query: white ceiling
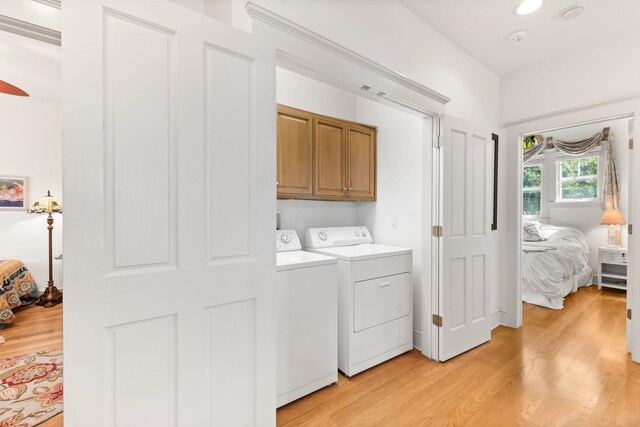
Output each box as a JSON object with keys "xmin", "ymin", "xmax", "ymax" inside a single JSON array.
[
  {"xmin": 0, "ymin": 29, "xmax": 61, "ymax": 103},
  {"xmin": 399, "ymin": 0, "xmax": 640, "ymax": 76}
]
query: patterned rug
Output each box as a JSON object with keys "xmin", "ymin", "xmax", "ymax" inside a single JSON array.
[{"xmin": 0, "ymin": 351, "xmax": 62, "ymax": 427}]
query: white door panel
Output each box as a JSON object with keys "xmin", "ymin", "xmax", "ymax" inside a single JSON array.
[
  {"xmin": 63, "ymin": 1, "xmax": 276, "ymax": 425},
  {"xmin": 438, "ymin": 116, "xmax": 492, "ymax": 361}
]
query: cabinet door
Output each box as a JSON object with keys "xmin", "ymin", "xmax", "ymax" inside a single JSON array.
[
  {"xmin": 314, "ymin": 117, "xmax": 347, "ymax": 199},
  {"xmin": 347, "ymin": 124, "xmax": 376, "ymax": 200},
  {"xmin": 277, "ymin": 106, "xmax": 313, "ymax": 198}
]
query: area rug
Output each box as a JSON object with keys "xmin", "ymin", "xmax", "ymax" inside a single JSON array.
[{"xmin": 0, "ymin": 351, "xmax": 62, "ymax": 427}]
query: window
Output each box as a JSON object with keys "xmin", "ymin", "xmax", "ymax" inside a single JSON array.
[
  {"xmin": 557, "ymin": 156, "xmax": 599, "ymax": 201},
  {"xmin": 523, "ymin": 164, "xmax": 542, "ymax": 216}
]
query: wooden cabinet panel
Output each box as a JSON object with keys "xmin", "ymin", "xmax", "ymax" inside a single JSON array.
[
  {"xmin": 276, "ymin": 104, "xmax": 376, "ymax": 202},
  {"xmin": 314, "ymin": 117, "xmax": 347, "ymax": 199},
  {"xmin": 347, "ymin": 124, "xmax": 376, "ymax": 201},
  {"xmin": 277, "ymin": 106, "xmax": 313, "ymax": 198}
]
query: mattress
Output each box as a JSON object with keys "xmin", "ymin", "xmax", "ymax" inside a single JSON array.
[
  {"xmin": 0, "ymin": 260, "xmax": 39, "ymax": 327},
  {"xmin": 522, "ymin": 225, "xmax": 593, "ymax": 309}
]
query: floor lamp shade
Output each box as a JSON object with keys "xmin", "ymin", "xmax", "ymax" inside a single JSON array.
[
  {"xmin": 28, "ymin": 191, "xmax": 63, "ymax": 307},
  {"xmin": 600, "ymin": 210, "xmax": 626, "ymax": 247},
  {"xmin": 28, "ymin": 190, "xmax": 62, "ymax": 214}
]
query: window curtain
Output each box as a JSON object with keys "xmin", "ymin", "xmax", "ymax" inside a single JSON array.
[
  {"xmin": 522, "ymin": 127, "xmax": 619, "ymax": 209},
  {"xmin": 603, "ymin": 133, "xmax": 619, "ymax": 210}
]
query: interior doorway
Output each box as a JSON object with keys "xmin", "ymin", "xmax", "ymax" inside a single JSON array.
[
  {"xmin": 0, "ymin": 23, "xmax": 64, "ymax": 427},
  {"xmin": 515, "ymin": 114, "xmax": 633, "ymax": 354}
]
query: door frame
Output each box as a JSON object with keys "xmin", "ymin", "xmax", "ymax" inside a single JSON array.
[{"xmin": 504, "ymin": 99, "xmax": 640, "ymax": 362}]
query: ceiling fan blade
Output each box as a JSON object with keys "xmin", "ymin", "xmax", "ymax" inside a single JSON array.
[{"xmin": 0, "ymin": 80, "xmax": 29, "ymax": 96}]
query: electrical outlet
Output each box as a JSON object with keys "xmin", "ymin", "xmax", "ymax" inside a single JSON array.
[{"xmin": 391, "ymin": 216, "xmax": 398, "ymax": 228}]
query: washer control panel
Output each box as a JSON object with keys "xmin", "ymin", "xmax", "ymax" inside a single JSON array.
[
  {"xmin": 305, "ymin": 226, "xmax": 372, "ymax": 249},
  {"xmin": 276, "ymin": 229, "xmax": 302, "ymax": 252}
]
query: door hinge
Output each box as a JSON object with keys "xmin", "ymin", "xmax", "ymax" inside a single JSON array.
[
  {"xmin": 432, "ymin": 225, "xmax": 443, "ymax": 238},
  {"xmin": 628, "ymin": 308, "xmax": 632, "ymax": 320},
  {"xmin": 433, "ymin": 116, "xmax": 442, "ymax": 148},
  {"xmin": 629, "ymin": 224, "xmax": 633, "ymax": 235},
  {"xmin": 433, "ymin": 314, "xmax": 443, "ymax": 327},
  {"xmin": 630, "ymin": 138, "xmax": 634, "ymax": 150}
]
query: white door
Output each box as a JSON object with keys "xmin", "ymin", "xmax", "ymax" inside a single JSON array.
[
  {"xmin": 437, "ymin": 116, "xmax": 493, "ymax": 361},
  {"xmin": 62, "ymin": 1, "xmax": 276, "ymax": 425}
]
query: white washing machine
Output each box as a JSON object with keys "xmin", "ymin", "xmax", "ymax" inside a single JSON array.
[
  {"xmin": 305, "ymin": 226, "xmax": 413, "ymax": 377},
  {"xmin": 275, "ymin": 229, "xmax": 338, "ymax": 407}
]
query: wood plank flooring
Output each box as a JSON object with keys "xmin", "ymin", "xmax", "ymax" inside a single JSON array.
[
  {"xmin": 0, "ymin": 303, "xmax": 63, "ymax": 427},
  {"xmin": 278, "ymin": 286, "xmax": 640, "ymax": 426},
  {"xmin": 0, "ymin": 287, "xmax": 637, "ymax": 426}
]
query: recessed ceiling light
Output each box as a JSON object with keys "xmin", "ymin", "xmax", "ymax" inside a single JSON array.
[
  {"xmin": 562, "ymin": 5, "xmax": 585, "ymax": 20},
  {"xmin": 515, "ymin": 0, "xmax": 544, "ymax": 16},
  {"xmin": 508, "ymin": 30, "xmax": 527, "ymax": 43}
]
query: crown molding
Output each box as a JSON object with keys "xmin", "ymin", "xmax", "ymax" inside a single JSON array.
[
  {"xmin": 245, "ymin": 1, "xmax": 450, "ymax": 105},
  {"xmin": 0, "ymin": 14, "xmax": 61, "ymax": 45},
  {"xmin": 32, "ymin": 0, "xmax": 61, "ymax": 9}
]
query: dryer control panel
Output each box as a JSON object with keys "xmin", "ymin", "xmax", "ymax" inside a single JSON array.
[
  {"xmin": 305, "ymin": 226, "xmax": 373, "ymax": 249},
  {"xmin": 276, "ymin": 229, "xmax": 302, "ymax": 252}
]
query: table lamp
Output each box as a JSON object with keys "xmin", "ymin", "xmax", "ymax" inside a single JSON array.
[
  {"xmin": 28, "ymin": 190, "xmax": 63, "ymax": 307},
  {"xmin": 600, "ymin": 209, "xmax": 625, "ymax": 248}
]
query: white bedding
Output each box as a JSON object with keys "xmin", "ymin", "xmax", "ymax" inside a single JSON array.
[{"xmin": 522, "ymin": 225, "xmax": 593, "ymax": 309}]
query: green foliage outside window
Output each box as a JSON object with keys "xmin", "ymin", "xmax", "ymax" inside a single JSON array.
[
  {"xmin": 523, "ymin": 165, "xmax": 542, "ymax": 216},
  {"xmin": 558, "ymin": 156, "xmax": 598, "ymax": 200}
]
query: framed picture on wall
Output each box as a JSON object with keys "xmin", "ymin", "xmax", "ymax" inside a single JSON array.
[{"xmin": 0, "ymin": 176, "xmax": 28, "ymax": 210}]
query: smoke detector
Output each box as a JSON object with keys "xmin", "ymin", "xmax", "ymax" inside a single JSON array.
[
  {"xmin": 508, "ymin": 30, "xmax": 527, "ymax": 43},
  {"xmin": 562, "ymin": 5, "xmax": 585, "ymax": 20}
]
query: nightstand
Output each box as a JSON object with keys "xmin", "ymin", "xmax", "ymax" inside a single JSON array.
[{"xmin": 598, "ymin": 247, "xmax": 628, "ymax": 291}]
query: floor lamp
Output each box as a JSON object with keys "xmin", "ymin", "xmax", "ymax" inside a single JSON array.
[{"xmin": 28, "ymin": 191, "xmax": 63, "ymax": 307}]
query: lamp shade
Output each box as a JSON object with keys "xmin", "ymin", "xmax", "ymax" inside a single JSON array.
[
  {"xmin": 28, "ymin": 191, "xmax": 62, "ymax": 214},
  {"xmin": 600, "ymin": 210, "xmax": 625, "ymax": 225}
]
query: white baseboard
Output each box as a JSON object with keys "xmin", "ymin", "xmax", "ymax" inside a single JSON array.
[
  {"xmin": 413, "ymin": 330, "xmax": 422, "ymax": 352},
  {"xmin": 491, "ymin": 310, "xmax": 505, "ymax": 330}
]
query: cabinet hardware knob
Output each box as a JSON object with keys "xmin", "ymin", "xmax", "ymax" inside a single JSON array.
[
  {"xmin": 342, "ymin": 187, "xmax": 347, "ymax": 192},
  {"xmin": 276, "ymin": 182, "xmax": 280, "ymax": 187},
  {"xmin": 348, "ymin": 187, "xmax": 352, "ymax": 192}
]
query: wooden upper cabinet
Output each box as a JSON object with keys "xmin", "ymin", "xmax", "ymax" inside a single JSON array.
[
  {"xmin": 276, "ymin": 104, "xmax": 376, "ymax": 201},
  {"xmin": 346, "ymin": 124, "xmax": 376, "ymax": 201},
  {"xmin": 314, "ymin": 117, "xmax": 347, "ymax": 199},
  {"xmin": 277, "ymin": 105, "xmax": 313, "ymax": 198}
]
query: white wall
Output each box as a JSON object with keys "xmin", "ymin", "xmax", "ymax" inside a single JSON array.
[
  {"xmin": 525, "ymin": 119, "xmax": 630, "ymax": 275},
  {"xmin": 0, "ymin": 96, "xmax": 62, "ymax": 288},
  {"xmin": 501, "ymin": 33, "xmax": 640, "ymax": 125}
]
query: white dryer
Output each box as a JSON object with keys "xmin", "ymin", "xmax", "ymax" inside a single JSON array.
[
  {"xmin": 305, "ymin": 226, "xmax": 413, "ymax": 377},
  {"xmin": 275, "ymin": 229, "xmax": 338, "ymax": 407}
]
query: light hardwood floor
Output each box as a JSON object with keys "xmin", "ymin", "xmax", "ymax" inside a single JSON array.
[
  {"xmin": 1, "ymin": 287, "xmax": 637, "ymax": 426},
  {"xmin": 0, "ymin": 303, "xmax": 63, "ymax": 427},
  {"xmin": 278, "ymin": 286, "xmax": 640, "ymax": 426}
]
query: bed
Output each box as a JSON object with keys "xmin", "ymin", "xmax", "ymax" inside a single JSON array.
[
  {"xmin": 522, "ymin": 224, "xmax": 593, "ymax": 309},
  {"xmin": 0, "ymin": 260, "xmax": 39, "ymax": 327}
]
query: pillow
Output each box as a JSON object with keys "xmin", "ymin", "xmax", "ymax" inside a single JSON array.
[{"xmin": 523, "ymin": 222, "xmax": 547, "ymax": 242}]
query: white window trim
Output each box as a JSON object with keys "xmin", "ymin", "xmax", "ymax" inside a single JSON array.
[{"xmin": 549, "ymin": 148, "xmax": 604, "ymax": 207}]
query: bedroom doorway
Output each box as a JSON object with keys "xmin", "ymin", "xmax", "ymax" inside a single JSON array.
[
  {"xmin": 0, "ymin": 14, "xmax": 64, "ymax": 427},
  {"xmin": 517, "ymin": 114, "xmax": 633, "ymax": 353}
]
